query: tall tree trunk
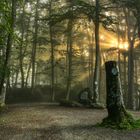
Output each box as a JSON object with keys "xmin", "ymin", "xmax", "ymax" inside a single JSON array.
[
  {"xmin": 90, "ymin": 34, "xmax": 94, "ymax": 99},
  {"xmin": 105, "ymin": 61, "xmax": 125, "ymax": 120},
  {"xmin": 0, "ymin": 0, "xmax": 16, "ymax": 105},
  {"xmin": 134, "ymin": 60, "xmax": 138, "ymax": 110},
  {"xmin": 25, "ymin": 62, "xmax": 31, "ymax": 87},
  {"xmin": 66, "ymin": 19, "xmax": 73, "ymax": 100},
  {"xmin": 14, "ymin": 69, "xmax": 19, "ymax": 88},
  {"xmin": 127, "ymin": 25, "xmax": 137, "ymax": 110},
  {"xmin": 19, "ymin": 4, "xmax": 25, "ymax": 88},
  {"xmin": 6, "ymin": 73, "xmax": 11, "ymax": 89},
  {"xmin": 19, "ymin": 6, "xmax": 31, "ymax": 88},
  {"xmin": 49, "ymin": 0, "xmax": 55, "ymax": 102},
  {"xmin": 127, "ymin": 40, "xmax": 134, "ymax": 109},
  {"xmin": 124, "ymin": 9, "xmax": 137, "ymax": 109},
  {"xmin": 19, "ymin": 51, "xmax": 25, "ymax": 88},
  {"xmin": 87, "ymin": 28, "xmax": 94, "ymax": 99},
  {"xmin": 31, "ymin": 0, "xmax": 39, "ymax": 90},
  {"xmin": 123, "ymin": 54, "xmax": 127, "ymax": 106},
  {"xmin": 24, "ymin": 17, "xmax": 31, "ymax": 87},
  {"xmin": 65, "ymin": 0, "xmax": 74, "ymax": 100},
  {"xmin": 93, "ymin": 0, "xmax": 100, "ymax": 103},
  {"xmin": 139, "ymin": 88, "xmax": 140, "ymax": 110}
]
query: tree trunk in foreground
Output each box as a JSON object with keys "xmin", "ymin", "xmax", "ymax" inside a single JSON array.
[
  {"xmin": 0, "ymin": 0, "xmax": 16, "ymax": 104},
  {"xmin": 104, "ymin": 61, "xmax": 132, "ymax": 123}
]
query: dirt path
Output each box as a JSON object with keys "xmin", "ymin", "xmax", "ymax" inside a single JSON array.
[{"xmin": 0, "ymin": 103, "xmax": 140, "ymax": 140}]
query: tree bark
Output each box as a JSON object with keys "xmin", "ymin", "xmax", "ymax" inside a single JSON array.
[
  {"xmin": 66, "ymin": 19, "xmax": 73, "ymax": 100},
  {"xmin": 19, "ymin": 2, "xmax": 31, "ymax": 88},
  {"xmin": 123, "ymin": 54, "xmax": 127, "ymax": 106},
  {"xmin": 104, "ymin": 61, "xmax": 131, "ymax": 123},
  {"xmin": 14, "ymin": 69, "xmax": 19, "ymax": 87},
  {"xmin": 134, "ymin": 60, "xmax": 138, "ymax": 110},
  {"xmin": 102, "ymin": 61, "xmax": 134, "ymax": 129},
  {"xmin": 31, "ymin": 0, "xmax": 39, "ymax": 90},
  {"xmin": 49, "ymin": 0, "xmax": 55, "ymax": 102},
  {"xmin": 127, "ymin": 41, "xmax": 134, "ymax": 109},
  {"xmin": 19, "ymin": 3, "xmax": 26, "ymax": 88},
  {"xmin": 0, "ymin": 0, "xmax": 16, "ymax": 100},
  {"xmin": 93, "ymin": 0, "xmax": 100, "ymax": 103},
  {"xmin": 65, "ymin": 0, "xmax": 74, "ymax": 101},
  {"xmin": 25, "ymin": 62, "xmax": 31, "ymax": 87},
  {"xmin": 124, "ymin": 8, "xmax": 137, "ymax": 110},
  {"xmin": 87, "ymin": 30, "xmax": 94, "ymax": 99},
  {"xmin": 139, "ymin": 92, "xmax": 140, "ymax": 110}
]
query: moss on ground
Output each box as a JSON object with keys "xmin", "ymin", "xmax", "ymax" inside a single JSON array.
[
  {"xmin": 89, "ymin": 102, "xmax": 105, "ymax": 109},
  {"xmin": 98, "ymin": 112, "xmax": 140, "ymax": 130},
  {"xmin": 59, "ymin": 99, "xmax": 83, "ymax": 107}
]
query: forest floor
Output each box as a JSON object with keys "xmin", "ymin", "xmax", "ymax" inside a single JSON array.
[{"xmin": 0, "ymin": 103, "xmax": 140, "ymax": 140}]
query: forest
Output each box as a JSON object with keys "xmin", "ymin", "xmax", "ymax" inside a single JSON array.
[{"xmin": 0, "ymin": 0, "xmax": 140, "ymax": 139}]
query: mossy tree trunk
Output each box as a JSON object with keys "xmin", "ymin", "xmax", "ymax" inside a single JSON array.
[{"xmin": 104, "ymin": 61, "xmax": 133, "ymax": 124}]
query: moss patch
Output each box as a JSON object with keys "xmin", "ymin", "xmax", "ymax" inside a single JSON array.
[
  {"xmin": 89, "ymin": 102, "xmax": 105, "ymax": 109},
  {"xmin": 98, "ymin": 112, "xmax": 140, "ymax": 130},
  {"xmin": 59, "ymin": 99, "xmax": 83, "ymax": 107}
]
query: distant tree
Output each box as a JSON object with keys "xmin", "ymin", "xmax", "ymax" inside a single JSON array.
[
  {"xmin": 19, "ymin": 0, "xmax": 26, "ymax": 88},
  {"xmin": 48, "ymin": 0, "xmax": 116, "ymax": 102},
  {"xmin": 111, "ymin": 0, "xmax": 139, "ymax": 109},
  {"xmin": 93, "ymin": 0, "xmax": 100, "ymax": 104},
  {"xmin": 66, "ymin": 19, "xmax": 73, "ymax": 100},
  {"xmin": 31, "ymin": 0, "xmax": 39, "ymax": 90},
  {"xmin": 48, "ymin": 0, "xmax": 55, "ymax": 102}
]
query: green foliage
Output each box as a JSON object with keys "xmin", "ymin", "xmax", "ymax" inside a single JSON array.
[
  {"xmin": 0, "ymin": 0, "xmax": 13, "ymax": 78},
  {"xmin": 112, "ymin": 0, "xmax": 140, "ymax": 9},
  {"xmin": 47, "ymin": 0, "xmax": 117, "ymax": 33},
  {"xmin": 47, "ymin": 0, "xmax": 95, "ymax": 26},
  {"xmin": 131, "ymin": 119, "xmax": 140, "ymax": 129},
  {"xmin": 0, "ymin": 65, "xmax": 10, "ymax": 79}
]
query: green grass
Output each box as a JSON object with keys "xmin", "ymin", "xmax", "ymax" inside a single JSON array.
[{"xmin": 131, "ymin": 119, "xmax": 140, "ymax": 129}]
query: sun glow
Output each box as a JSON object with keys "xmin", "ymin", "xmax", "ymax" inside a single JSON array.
[
  {"xmin": 119, "ymin": 42, "xmax": 129, "ymax": 50},
  {"xmin": 110, "ymin": 39, "xmax": 118, "ymax": 47},
  {"xmin": 83, "ymin": 50, "xmax": 89, "ymax": 57},
  {"xmin": 81, "ymin": 25, "xmax": 136, "ymax": 56}
]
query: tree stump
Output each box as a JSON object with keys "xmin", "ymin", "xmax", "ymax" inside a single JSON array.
[
  {"xmin": 102, "ymin": 61, "xmax": 134, "ymax": 127},
  {"xmin": 78, "ymin": 88, "xmax": 91, "ymax": 105}
]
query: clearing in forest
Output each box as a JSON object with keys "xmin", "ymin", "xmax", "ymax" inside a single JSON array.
[{"xmin": 0, "ymin": 103, "xmax": 140, "ymax": 140}]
